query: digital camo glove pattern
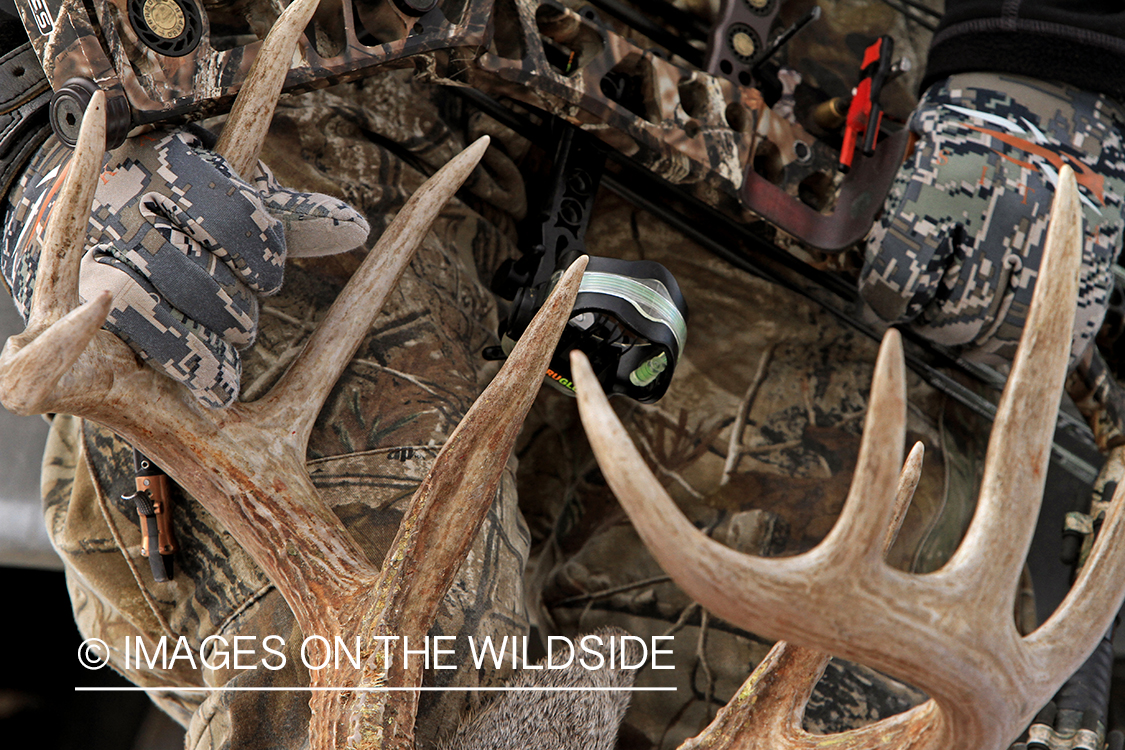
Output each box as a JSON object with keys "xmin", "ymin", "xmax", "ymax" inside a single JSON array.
[
  {"xmin": 860, "ymin": 72, "xmax": 1125, "ymax": 368},
  {"xmin": 1, "ymin": 127, "xmax": 369, "ymax": 407}
]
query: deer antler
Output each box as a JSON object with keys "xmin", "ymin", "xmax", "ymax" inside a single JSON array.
[
  {"xmin": 677, "ymin": 443, "xmax": 930, "ymax": 750},
  {"xmin": 214, "ymin": 0, "xmax": 322, "ymax": 176},
  {"xmin": 0, "ymin": 6, "xmax": 589, "ymax": 748},
  {"xmin": 572, "ymin": 165, "xmax": 1125, "ymax": 750}
]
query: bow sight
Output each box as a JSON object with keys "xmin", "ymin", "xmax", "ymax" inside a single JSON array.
[{"xmin": 490, "ymin": 123, "xmax": 687, "ymax": 403}]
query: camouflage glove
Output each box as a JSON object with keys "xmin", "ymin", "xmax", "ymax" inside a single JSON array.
[
  {"xmin": 1, "ymin": 127, "xmax": 369, "ymax": 407},
  {"xmin": 859, "ymin": 72, "xmax": 1125, "ymax": 368}
]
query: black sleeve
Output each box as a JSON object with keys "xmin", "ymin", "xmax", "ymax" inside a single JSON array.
[{"xmin": 925, "ymin": 1, "xmax": 1125, "ymax": 103}]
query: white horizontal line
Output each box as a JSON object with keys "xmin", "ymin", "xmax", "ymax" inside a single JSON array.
[{"xmin": 75, "ymin": 686, "xmax": 677, "ymax": 693}]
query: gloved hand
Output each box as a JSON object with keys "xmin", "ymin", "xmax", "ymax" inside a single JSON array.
[
  {"xmin": 859, "ymin": 72, "xmax": 1125, "ymax": 368},
  {"xmin": 1, "ymin": 126, "xmax": 369, "ymax": 407}
]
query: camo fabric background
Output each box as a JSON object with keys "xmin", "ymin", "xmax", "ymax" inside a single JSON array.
[
  {"xmin": 860, "ymin": 72, "xmax": 1125, "ymax": 367},
  {"xmin": 37, "ymin": 71, "xmax": 534, "ymax": 750}
]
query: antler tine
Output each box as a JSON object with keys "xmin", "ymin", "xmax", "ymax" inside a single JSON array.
[
  {"xmin": 361, "ymin": 257, "xmax": 588, "ymax": 747},
  {"xmin": 249, "ymin": 136, "xmax": 493, "ymax": 451},
  {"xmin": 380, "ymin": 255, "xmax": 589, "ymax": 633},
  {"xmin": 28, "ymin": 91, "xmax": 106, "ymax": 325},
  {"xmin": 816, "ymin": 330, "xmax": 906, "ymax": 568},
  {"xmin": 886, "ymin": 441, "xmax": 924, "ymax": 553},
  {"xmin": 681, "ymin": 643, "xmax": 941, "ymax": 750},
  {"xmin": 0, "ymin": 292, "xmax": 111, "ymax": 415},
  {"xmin": 572, "ymin": 326, "xmax": 906, "ymax": 638},
  {"xmin": 677, "ymin": 642, "xmax": 831, "ymax": 749},
  {"xmin": 942, "ymin": 165, "xmax": 1082, "ymax": 616},
  {"xmin": 572, "ymin": 349, "xmax": 797, "ymax": 627},
  {"xmin": 0, "ymin": 92, "xmax": 109, "ymax": 415},
  {"xmin": 678, "ymin": 443, "xmax": 927, "ymax": 750},
  {"xmin": 214, "ymin": 0, "xmax": 320, "ymax": 177}
]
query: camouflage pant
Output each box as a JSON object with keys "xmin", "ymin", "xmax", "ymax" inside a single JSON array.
[{"xmin": 860, "ymin": 72, "xmax": 1125, "ymax": 367}]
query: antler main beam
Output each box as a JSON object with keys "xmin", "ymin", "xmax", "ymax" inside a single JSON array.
[
  {"xmin": 0, "ymin": 88, "xmax": 496, "ymax": 637},
  {"xmin": 573, "ymin": 166, "xmax": 1125, "ymax": 750}
]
